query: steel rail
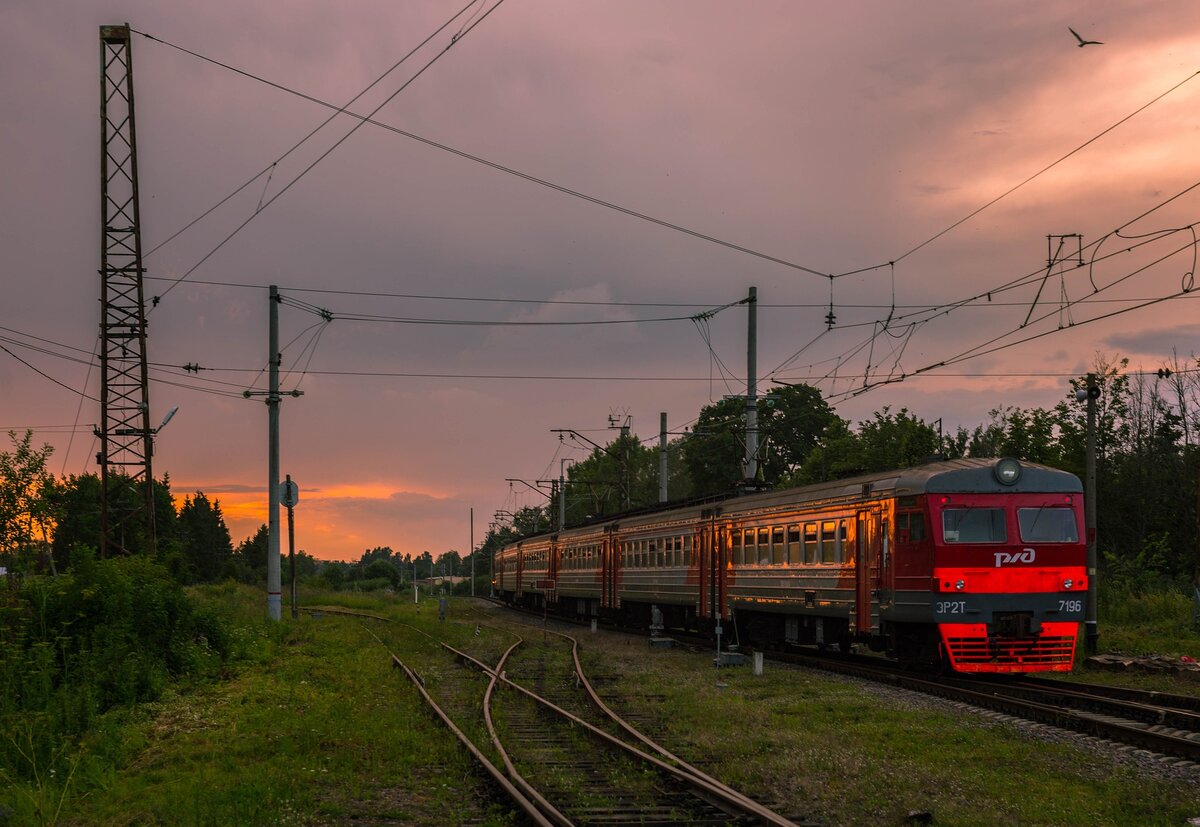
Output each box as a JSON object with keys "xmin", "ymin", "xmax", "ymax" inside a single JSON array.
[
  {"xmin": 1011, "ymin": 674, "xmax": 1200, "ymax": 712},
  {"xmin": 446, "ymin": 638, "xmax": 802, "ymax": 826},
  {"xmin": 541, "ymin": 625, "xmax": 800, "ymax": 827},
  {"xmin": 481, "ymin": 639, "xmax": 575, "ymax": 827},
  {"xmin": 957, "ymin": 676, "xmax": 1200, "ymax": 731},
  {"xmin": 357, "ymin": 621, "xmax": 552, "ymax": 827},
  {"xmin": 389, "ymin": 652, "xmax": 555, "ymax": 826},
  {"xmin": 772, "ymin": 649, "xmax": 1200, "ymax": 763}
]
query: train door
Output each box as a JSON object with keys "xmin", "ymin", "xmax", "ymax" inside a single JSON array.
[
  {"xmin": 698, "ymin": 509, "xmax": 717, "ymax": 620},
  {"xmin": 601, "ymin": 527, "xmax": 618, "ymax": 611},
  {"xmin": 855, "ymin": 510, "xmax": 882, "ymax": 634},
  {"xmin": 548, "ymin": 536, "xmax": 560, "ymax": 605},
  {"xmin": 515, "ymin": 544, "xmax": 525, "ymax": 600}
]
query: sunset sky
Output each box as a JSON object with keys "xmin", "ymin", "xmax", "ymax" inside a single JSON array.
[{"xmin": 4, "ymin": 2, "xmax": 1200, "ymax": 561}]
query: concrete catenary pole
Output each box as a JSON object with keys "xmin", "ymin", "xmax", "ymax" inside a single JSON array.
[
  {"xmin": 659, "ymin": 412, "xmax": 669, "ymax": 503},
  {"xmin": 470, "ymin": 507, "xmax": 475, "ymax": 597},
  {"xmin": 267, "ymin": 286, "xmax": 282, "ymax": 621},
  {"xmin": 1085, "ymin": 372, "xmax": 1099, "ymax": 654},
  {"xmin": 744, "ymin": 286, "xmax": 758, "ymax": 483},
  {"xmin": 559, "ymin": 458, "xmax": 572, "ymax": 530}
]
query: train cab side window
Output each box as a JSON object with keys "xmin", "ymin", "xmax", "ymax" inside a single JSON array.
[
  {"xmin": 897, "ymin": 512, "xmax": 926, "ymax": 543},
  {"xmin": 804, "ymin": 523, "xmax": 818, "ymax": 563},
  {"xmin": 772, "ymin": 527, "xmax": 785, "ymax": 564},
  {"xmin": 787, "ymin": 525, "xmax": 801, "ymax": 564},
  {"xmin": 942, "ymin": 507, "xmax": 1006, "ymax": 543}
]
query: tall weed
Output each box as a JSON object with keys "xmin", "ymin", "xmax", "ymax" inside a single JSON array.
[{"xmin": 0, "ymin": 552, "xmax": 234, "ymax": 822}]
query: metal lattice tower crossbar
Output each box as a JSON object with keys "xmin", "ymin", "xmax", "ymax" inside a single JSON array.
[{"xmin": 98, "ymin": 24, "xmax": 155, "ymax": 555}]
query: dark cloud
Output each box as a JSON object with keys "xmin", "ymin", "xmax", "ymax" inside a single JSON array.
[
  {"xmin": 1104, "ymin": 324, "xmax": 1200, "ymax": 358},
  {"xmin": 5, "ymin": 1, "xmax": 1200, "ymax": 559}
]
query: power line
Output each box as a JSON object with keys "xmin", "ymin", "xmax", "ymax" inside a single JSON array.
[
  {"xmin": 0, "ymin": 344, "xmax": 98, "ymax": 402},
  {"xmin": 134, "ymin": 34, "xmax": 833, "ymax": 282},
  {"xmin": 140, "ymin": 0, "xmax": 511, "ymax": 307},
  {"xmin": 774, "ymin": 178, "xmax": 1200, "ymax": 391},
  {"xmin": 275, "ymin": 291, "xmax": 735, "ymax": 326},
  {"xmin": 833, "ymin": 68, "xmax": 1200, "ymax": 278},
  {"xmin": 132, "ymin": 0, "xmax": 485, "ymax": 261},
  {"xmin": 140, "ymin": 274, "xmax": 1200, "ymax": 308}
]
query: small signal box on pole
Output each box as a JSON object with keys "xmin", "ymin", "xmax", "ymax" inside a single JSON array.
[{"xmin": 282, "ymin": 476, "xmax": 299, "ymax": 618}]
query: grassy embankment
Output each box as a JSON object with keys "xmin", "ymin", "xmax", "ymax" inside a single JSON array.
[{"xmin": 7, "ymin": 581, "xmax": 1200, "ymax": 825}]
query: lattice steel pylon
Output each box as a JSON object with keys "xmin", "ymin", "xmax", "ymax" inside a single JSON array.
[{"xmin": 98, "ymin": 24, "xmax": 155, "ymax": 556}]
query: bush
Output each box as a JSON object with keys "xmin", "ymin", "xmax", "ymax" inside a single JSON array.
[{"xmin": 0, "ymin": 552, "xmax": 233, "ymax": 789}]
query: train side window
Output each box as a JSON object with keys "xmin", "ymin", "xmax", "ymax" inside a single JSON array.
[
  {"xmin": 731, "ymin": 529, "xmax": 742, "ymax": 565},
  {"xmin": 804, "ymin": 523, "xmax": 818, "ymax": 563},
  {"xmin": 787, "ymin": 525, "xmax": 801, "ymax": 564},
  {"xmin": 838, "ymin": 520, "xmax": 848, "ymax": 564},
  {"xmin": 772, "ymin": 527, "xmax": 785, "ymax": 564},
  {"xmin": 742, "ymin": 529, "xmax": 754, "ymax": 565},
  {"xmin": 684, "ymin": 536, "xmax": 693, "ymax": 566},
  {"xmin": 757, "ymin": 528, "xmax": 770, "ymax": 565},
  {"xmin": 821, "ymin": 521, "xmax": 837, "ymax": 563}
]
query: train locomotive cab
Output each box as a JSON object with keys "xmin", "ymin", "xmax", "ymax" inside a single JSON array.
[{"xmin": 919, "ymin": 458, "xmax": 1086, "ymax": 672}]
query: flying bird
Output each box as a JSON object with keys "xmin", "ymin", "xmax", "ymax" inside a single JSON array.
[{"xmin": 1069, "ymin": 27, "xmax": 1103, "ymax": 47}]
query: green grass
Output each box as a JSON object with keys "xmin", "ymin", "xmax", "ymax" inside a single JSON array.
[
  {"xmin": 1096, "ymin": 583, "xmax": 1200, "ymax": 659},
  {"xmin": 578, "ymin": 635, "xmax": 1200, "ymax": 826},
  {"xmin": 8, "ymin": 583, "xmax": 1200, "ymax": 825},
  {"xmin": 8, "ymin": 585, "xmax": 516, "ymax": 826}
]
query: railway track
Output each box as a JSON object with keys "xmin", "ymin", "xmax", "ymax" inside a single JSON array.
[
  {"xmin": 375, "ymin": 611, "xmax": 803, "ymax": 826},
  {"xmin": 768, "ymin": 648, "xmax": 1200, "ymax": 766},
  {"xmin": 488, "ymin": 599, "xmax": 1200, "ymax": 768}
]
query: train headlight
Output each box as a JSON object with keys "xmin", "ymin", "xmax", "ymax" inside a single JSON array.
[
  {"xmin": 994, "ymin": 457, "xmax": 1022, "ymax": 486},
  {"xmin": 1063, "ymin": 579, "xmax": 1074, "ymax": 589},
  {"xmin": 955, "ymin": 579, "xmax": 966, "ymax": 591}
]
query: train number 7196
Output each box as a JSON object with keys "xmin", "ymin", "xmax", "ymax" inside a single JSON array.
[{"xmin": 1058, "ymin": 599, "xmax": 1083, "ymax": 613}]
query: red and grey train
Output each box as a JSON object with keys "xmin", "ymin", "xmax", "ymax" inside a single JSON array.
[{"xmin": 493, "ymin": 458, "xmax": 1087, "ymax": 673}]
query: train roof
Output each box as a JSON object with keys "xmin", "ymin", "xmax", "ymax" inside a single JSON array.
[{"xmin": 500, "ymin": 457, "xmax": 1081, "ymax": 546}]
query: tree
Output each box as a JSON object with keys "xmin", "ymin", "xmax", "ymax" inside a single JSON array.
[
  {"xmin": 176, "ymin": 493, "xmax": 234, "ymax": 583},
  {"xmin": 359, "ymin": 546, "xmax": 396, "ymax": 567},
  {"xmin": 0, "ymin": 430, "xmax": 59, "ymax": 579},
  {"xmin": 234, "ymin": 524, "xmax": 269, "ymax": 583},
  {"xmin": 681, "ymin": 383, "xmax": 838, "ymax": 496},
  {"xmin": 761, "ymin": 385, "xmax": 838, "ymax": 479},
  {"xmin": 435, "ymin": 549, "xmax": 462, "ymax": 578},
  {"xmin": 793, "ymin": 408, "xmax": 938, "ymax": 485},
  {"xmin": 680, "ymin": 397, "xmax": 746, "ymax": 496},
  {"xmin": 363, "ymin": 557, "xmax": 399, "ymax": 587},
  {"xmin": 557, "ymin": 432, "xmax": 660, "ymax": 522}
]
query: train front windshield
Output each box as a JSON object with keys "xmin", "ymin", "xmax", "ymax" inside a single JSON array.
[
  {"xmin": 1017, "ymin": 507, "xmax": 1078, "ymax": 543},
  {"xmin": 941, "ymin": 507, "xmax": 1006, "ymax": 543}
]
